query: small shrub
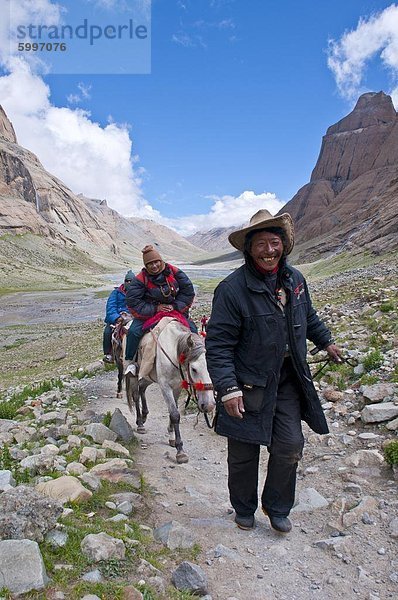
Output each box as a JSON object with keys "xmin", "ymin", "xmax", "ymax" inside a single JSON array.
[
  {"xmin": 103, "ymin": 411, "xmax": 112, "ymax": 428},
  {"xmin": 384, "ymin": 440, "xmax": 398, "ymax": 467},
  {"xmin": 380, "ymin": 302, "xmax": 395, "ymax": 313},
  {"xmin": 359, "ymin": 373, "xmax": 379, "ymax": 386},
  {"xmin": 363, "ymin": 349, "xmax": 383, "ymax": 372}
]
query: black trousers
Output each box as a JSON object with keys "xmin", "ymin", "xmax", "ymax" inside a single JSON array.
[
  {"xmin": 227, "ymin": 358, "xmax": 304, "ymax": 518},
  {"xmin": 103, "ymin": 323, "xmax": 113, "ymax": 355}
]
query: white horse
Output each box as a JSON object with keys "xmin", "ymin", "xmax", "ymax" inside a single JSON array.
[{"xmin": 125, "ymin": 319, "xmax": 216, "ymax": 464}]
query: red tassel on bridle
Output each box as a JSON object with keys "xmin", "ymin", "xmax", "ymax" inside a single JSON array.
[
  {"xmin": 179, "ymin": 353, "xmax": 186, "ymax": 364},
  {"xmin": 181, "ymin": 380, "xmax": 189, "ymax": 389}
]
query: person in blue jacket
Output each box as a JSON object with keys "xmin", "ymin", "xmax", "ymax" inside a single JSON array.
[{"xmin": 103, "ymin": 270, "xmax": 134, "ymax": 363}]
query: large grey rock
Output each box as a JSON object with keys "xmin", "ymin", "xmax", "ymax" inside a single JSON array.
[
  {"xmin": 361, "ymin": 402, "xmax": 398, "ymax": 423},
  {"xmin": 36, "ymin": 475, "xmax": 92, "ymax": 504},
  {"xmin": 361, "ymin": 383, "xmax": 396, "ymax": 403},
  {"xmin": 81, "ymin": 532, "xmax": 125, "ymax": 562},
  {"xmin": 0, "ymin": 539, "xmax": 49, "ymax": 594},
  {"xmin": 292, "ymin": 487, "xmax": 329, "ymax": 513},
  {"xmin": 109, "ymin": 408, "xmax": 136, "ymax": 442},
  {"xmin": 0, "ymin": 485, "xmax": 63, "ymax": 541},
  {"xmin": 89, "ymin": 459, "xmax": 141, "ymax": 486},
  {"xmin": 171, "ymin": 561, "xmax": 208, "ymax": 595},
  {"xmin": 85, "ymin": 423, "xmax": 117, "ymax": 444},
  {"xmin": 0, "ymin": 469, "xmax": 16, "ymax": 491},
  {"xmin": 154, "ymin": 520, "xmax": 196, "ymax": 549}
]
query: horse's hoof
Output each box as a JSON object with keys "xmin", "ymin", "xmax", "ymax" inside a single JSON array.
[
  {"xmin": 116, "ymin": 392, "xmax": 123, "ymax": 399},
  {"xmin": 137, "ymin": 426, "xmax": 146, "ymax": 434},
  {"xmin": 176, "ymin": 452, "xmax": 189, "ymax": 464},
  {"xmin": 168, "ymin": 439, "xmax": 176, "ymax": 448}
]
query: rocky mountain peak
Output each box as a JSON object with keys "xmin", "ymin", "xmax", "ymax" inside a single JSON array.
[
  {"xmin": 327, "ymin": 91, "xmax": 397, "ymax": 135},
  {"xmin": 0, "ymin": 105, "xmax": 17, "ymax": 143}
]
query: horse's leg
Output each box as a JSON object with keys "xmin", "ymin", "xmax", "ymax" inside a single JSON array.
[
  {"xmin": 116, "ymin": 350, "xmax": 124, "ymax": 399},
  {"xmin": 125, "ymin": 372, "xmax": 144, "ymax": 432},
  {"xmin": 136, "ymin": 381, "xmax": 150, "ymax": 434},
  {"xmin": 140, "ymin": 382, "xmax": 149, "ymax": 424},
  {"xmin": 162, "ymin": 382, "xmax": 187, "ymax": 464}
]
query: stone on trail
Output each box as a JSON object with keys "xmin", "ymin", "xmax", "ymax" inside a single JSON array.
[
  {"xmin": 0, "ymin": 485, "xmax": 63, "ymax": 541},
  {"xmin": 345, "ymin": 449, "xmax": 384, "ymax": 468},
  {"xmin": 172, "ymin": 561, "xmax": 209, "ymax": 596},
  {"xmin": 212, "ymin": 543, "xmax": 240, "ymax": 560},
  {"xmin": 109, "ymin": 407, "xmax": 136, "ymax": 442},
  {"xmin": 85, "ymin": 422, "xmax": 117, "ymax": 443},
  {"xmin": 389, "ymin": 517, "xmax": 398, "ymax": 538},
  {"xmin": 80, "ymin": 446, "xmax": 98, "ymax": 464},
  {"xmin": 81, "ymin": 532, "xmax": 125, "ymax": 562},
  {"xmin": 314, "ymin": 536, "xmax": 352, "ymax": 552},
  {"xmin": 361, "ymin": 402, "xmax": 398, "ymax": 423},
  {"xmin": 36, "ymin": 475, "xmax": 92, "ymax": 504},
  {"xmin": 322, "ymin": 388, "xmax": 344, "ymax": 403},
  {"xmin": 360, "ymin": 383, "xmax": 396, "ymax": 403},
  {"xmin": 0, "ymin": 469, "xmax": 15, "ymax": 491},
  {"xmin": 292, "ymin": 487, "xmax": 329, "ymax": 512},
  {"xmin": 342, "ymin": 496, "xmax": 379, "ymax": 528},
  {"xmin": 89, "ymin": 458, "xmax": 141, "ymax": 486},
  {"xmin": 103, "ymin": 439, "xmax": 131, "ymax": 457},
  {"xmin": 154, "ymin": 520, "xmax": 196, "ymax": 550},
  {"xmin": 0, "ymin": 539, "xmax": 49, "ymax": 595}
]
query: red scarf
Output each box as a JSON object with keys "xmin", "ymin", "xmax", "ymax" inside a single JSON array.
[{"xmin": 142, "ymin": 310, "xmax": 189, "ymax": 331}]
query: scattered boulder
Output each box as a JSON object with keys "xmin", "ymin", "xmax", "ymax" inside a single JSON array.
[
  {"xmin": 110, "ymin": 491, "xmax": 143, "ymax": 509},
  {"xmin": 171, "ymin": 561, "xmax": 209, "ymax": 596},
  {"xmin": 345, "ymin": 449, "xmax": 384, "ymax": 468},
  {"xmin": 109, "ymin": 408, "xmax": 136, "ymax": 442},
  {"xmin": 80, "ymin": 472, "xmax": 102, "ymax": 491},
  {"xmin": 292, "ymin": 487, "xmax": 329, "ymax": 513},
  {"xmin": 20, "ymin": 453, "xmax": 57, "ymax": 475},
  {"xmin": 66, "ymin": 461, "xmax": 87, "ymax": 476},
  {"xmin": 0, "ymin": 469, "xmax": 16, "ymax": 491},
  {"xmin": 0, "ymin": 485, "xmax": 63, "ymax": 541},
  {"xmin": 89, "ymin": 458, "xmax": 141, "ymax": 486},
  {"xmin": 342, "ymin": 496, "xmax": 379, "ymax": 528},
  {"xmin": 361, "ymin": 383, "xmax": 396, "ymax": 403},
  {"xmin": 103, "ymin": 439, "xmax": 130, "ymax": 457},
  {"xmin": 80, "ymin": 447, "xmax": 98, "ymax": 464},
  {"xmin": 81, "ymin": 532, "xmax": 125, "ymax": 562},
  {"xmin": 323, "ymin": 388, "xmax": 344, "ymax": 403},
  {"xmin": 36, "ymin": 475, "xmax": 92, "ymax": 504},
  {"xmin": 361, "ymin": 403, "xmax": 398, "ymax": 423},
  {"xmin": 0, "ymin": 539, "xmax": 49, "ymax": 594},
  {"xmin": 154, "ymin": 520, "xmax": 196, "ymax": 550},
  {"xmin": 121, "ymin": 586, "xmax": 144, "ymax": 599},
  {"xmin": 85, "ymin": 423, "xmax": 117, "ymax": 444},
  {"xmin": 386, "ymin": 416, "xmax": 398, "ymax": 431}
]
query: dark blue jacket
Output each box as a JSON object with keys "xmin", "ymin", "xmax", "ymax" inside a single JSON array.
[
  {"xmin": 105, "ymin": 284, "xmax": 128, "ymax": 324},
  {"xmin": 205, "ymin": 263, "xmax": 332, "ymax": 445},
  {"xmin": 126, "ymin": 263, "xmax": 195, "ymax": 320}
]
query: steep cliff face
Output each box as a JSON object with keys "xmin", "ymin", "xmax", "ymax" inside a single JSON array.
[{"xmin": 282, "ymin": 92, "xmax": 398, "ymax": 260}]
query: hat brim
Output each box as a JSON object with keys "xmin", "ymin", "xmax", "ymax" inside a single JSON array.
[{"xmin": 228, "ymin": 213, "xmax": 295, "ymax": 254}]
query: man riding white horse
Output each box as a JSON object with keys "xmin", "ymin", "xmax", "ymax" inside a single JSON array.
[{"xmin": 124, "ymin": 245, "xmax": 197, "ymax": 375}]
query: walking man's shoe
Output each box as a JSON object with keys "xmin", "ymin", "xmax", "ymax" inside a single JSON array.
[
  {"xmin": 234, "ymin": 513, "xmax": 255, "ymax": 530},
  {"xmin": 262, "ymin": 507, "xmax": 292, "ymax": 533},
  {"xmin": 103, "ymin": 354, "xmax": 114, "ymax": 364}
]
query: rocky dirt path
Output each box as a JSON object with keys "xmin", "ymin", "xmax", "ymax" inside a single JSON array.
[{"xmin": 82, "ymin": 370, "xmax": 397, "ymax": 600}]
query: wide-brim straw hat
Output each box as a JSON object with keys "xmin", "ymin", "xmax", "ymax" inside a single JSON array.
[{"xmin": 228, "ymin": 209, "xmax": 295, "ymax": 254}]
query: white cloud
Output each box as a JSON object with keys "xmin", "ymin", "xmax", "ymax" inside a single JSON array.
[
  {"xmin": 328, "ymin": 4, "xmax": 398, "ymax": 103},
  {"xmin": 0, "ymin": 59, "xmax": 146, "ymax": 215},
  {"xmin": 159, "ymin": 190, "xmax": 284, "ymax": 236}
]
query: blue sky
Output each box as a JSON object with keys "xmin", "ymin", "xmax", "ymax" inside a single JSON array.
[{"xmin": 1, "ymin": 0, "xmax": 398, "ymax": 234}]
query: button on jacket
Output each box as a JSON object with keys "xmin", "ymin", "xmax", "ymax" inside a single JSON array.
[{"xmin": 205, "ymin": 263, "xmax": 331, "ymax": 445}]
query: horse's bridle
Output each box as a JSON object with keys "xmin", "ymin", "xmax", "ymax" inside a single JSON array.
[{"xmin": 152, "ymin": 332, "xmax": 215, "ymax": 428}]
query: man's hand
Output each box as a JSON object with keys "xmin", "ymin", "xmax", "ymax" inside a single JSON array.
[
  {"xmin": 325, "ymin": 343, "xmax": 343, "ymax": 363},
  {"xmin": 157, "ymin": 304, "xmax": 173, "ymax": 313},
  {"xmin": 224, "ymin": 395, "xmax": 245, "ymax": 419}
]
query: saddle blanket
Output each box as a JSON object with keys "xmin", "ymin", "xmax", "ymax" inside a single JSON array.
[{"xmin": 138, "ymin": 316, "xmax": 177, "ymax": 379}]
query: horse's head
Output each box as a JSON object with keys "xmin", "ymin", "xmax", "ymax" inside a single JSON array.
[{"xmin": 182, "ymin": 334, "xmax": 216, "ymax": 414}]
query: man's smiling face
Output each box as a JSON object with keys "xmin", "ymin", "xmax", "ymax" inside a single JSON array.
[{"xmin": 249, "ymin": 230, "xmax": 284, "ymax": 272}]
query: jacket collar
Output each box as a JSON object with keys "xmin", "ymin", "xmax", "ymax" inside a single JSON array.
[{"xmin": 243, "ymin": 262, "xmax": 294, "ymax": 293}]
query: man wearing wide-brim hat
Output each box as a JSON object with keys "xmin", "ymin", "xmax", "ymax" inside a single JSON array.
[{"xmin": 205, "ymin": 209, "xmax": 342, "ymax": 533}]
